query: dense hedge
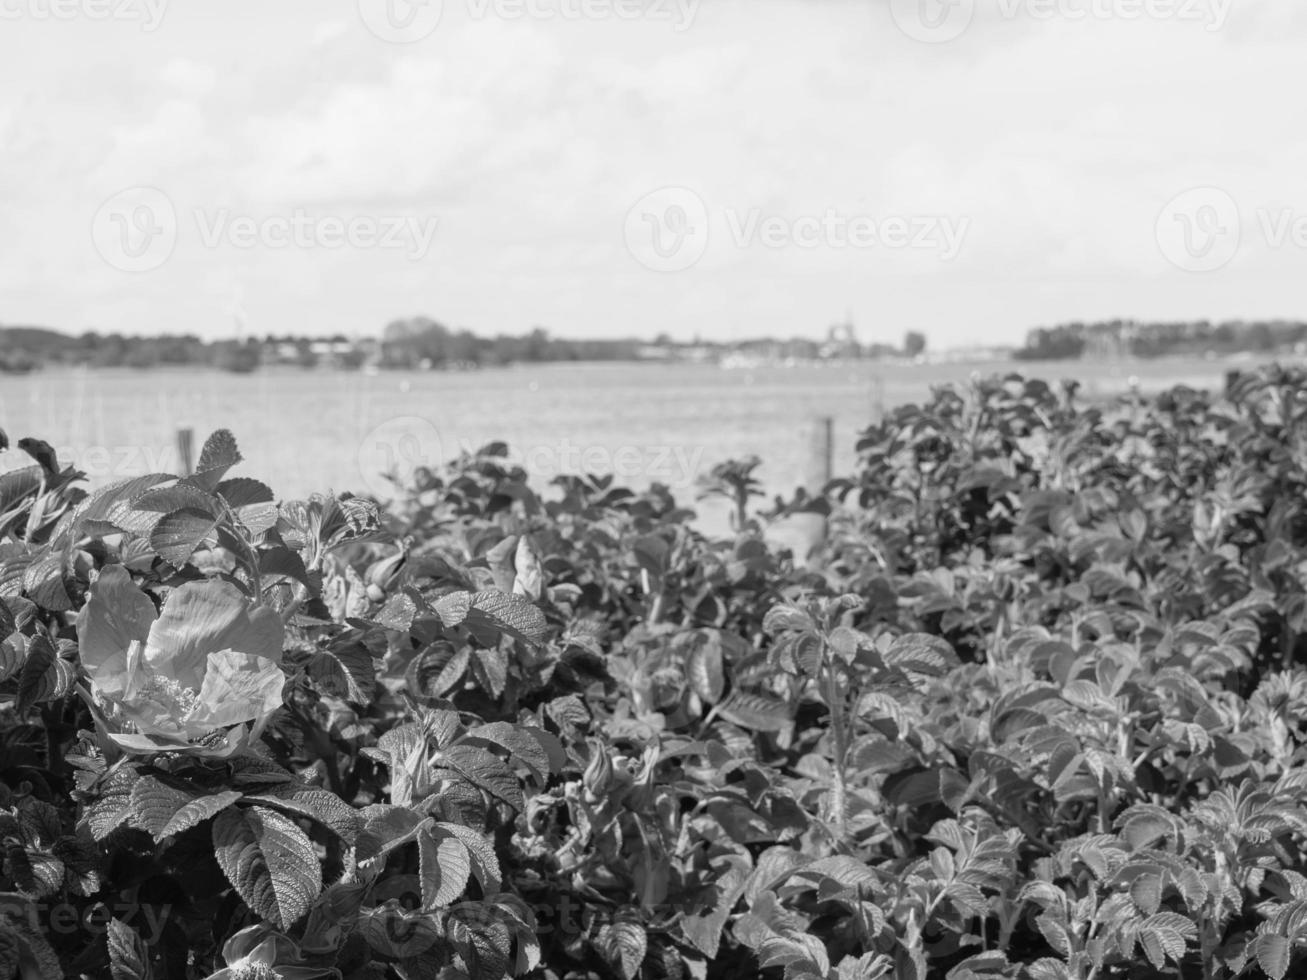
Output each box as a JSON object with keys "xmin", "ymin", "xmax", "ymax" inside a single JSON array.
[{"xmin": 2, "ymin": 365, "xmax": 1307, "ymax": 979}]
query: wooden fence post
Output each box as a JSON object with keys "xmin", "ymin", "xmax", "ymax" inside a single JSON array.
[{"xmin": 176, "ymin": 428, "xmax": 194, "ymax": 477}]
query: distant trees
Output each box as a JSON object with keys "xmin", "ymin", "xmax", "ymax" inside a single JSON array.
[
  {"xmin": 903, "ymin": 331, "xmax": 927, "ymax": 357},
  {"xmin": 1016, "ymin": 319, "xmax": 1307, "ymax": 361},
  {"xmin": 377, "ymin": 318, "xmax": 640, "ymax": 369}
]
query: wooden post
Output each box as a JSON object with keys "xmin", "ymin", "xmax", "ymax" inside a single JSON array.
[
  {"xmin": 810, "ymin": 416, "xmax": 834, "ymax": 492},
  {"xmin": 176, "ymin": 428, "xmax": 194, "ymax": 477}
]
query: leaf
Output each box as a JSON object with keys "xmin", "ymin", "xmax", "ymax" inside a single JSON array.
[
  {"xmin": 193, "ymin": 429, "xmax": 243, "ymax": 488},
  {"xmin": 431, "ymin": 822, "xmax": 501, "ymax": 894},
  {"xmin": 17, "ymin": 437, "xmax": 58, "ymax": 476},
  {"xmin": 1255, "ymin": 932, "xmax": 1292, "ymax": 980},
  {"xmin": 107, "ymin": 918, "xmax": 152, "ymax": 980},
  {"xmin": 597, "ymin": 920, "xmax": 647, "ymax": 980},
  {"xmin": 686, "ymin": 633, "xmax": 725, "ymax": 703},
  {"xmin": 375, "ymin": 592, "xmax": 417, "ymax": 632},
  {"xmin": 212, "ymin": 805, "xmax": 323, "ymax": 929},
  {"xmin": 82, "ymin": 766, "xmax": 141, "ymax": 841},
  {"xmin": 762, "ymin": 604, "xmax": 816, "ymax": 635},
  {"xmin": 717, "ymin": 691, "xmax": 792, "ymax": 732},
  {"xmin": 306, "ymin": 640, "xmax": 376, "ymax": 704},
  {"xmin": 131, "ymin": 775, "xmax": 241, "ymax": 840},
  {"xmin": 22, "ymin": 551, "xmax": 72, "ymax": 612},
  {"xmin": 465, "ymin": 590, "xmax": 548, "ymax": 645},
  {"xmin": 217, "ymin": 477, "xmax": 277, "ymax": 533},
  {"xmin": 150, "ymin": 507, "xmax": 220, "ymax": 568},
  {"xmin": 158, "ymin": 791, "xmax": 243, "ymax": 840},
  {"xmin": 459, "ymin": 722, "xmax": 563, "ymax": 782},
  {"xmin": 433, "ymin": 591, "xmax": 472, "ymax": 628},
  {"xmin": 418, "ymin": 826, "xmax": 471, "ymax": 908},
  {"xmin": 885, "ymin": 633, "xmax": 959, "ymax": 677},
  {"xmin": 0, "ymin": 599, "xmax": 14, "ymax": 643},
  {"xmin": 242, "ymin": 786, "xmax": 360, "ymax": 843},
  {"xmin": 435, "ymin": 744, "xmax": 525, "ymax": 813},
  {"xmin": 15, "ymin": 637, "xmax": 66, "ymax": 716}
]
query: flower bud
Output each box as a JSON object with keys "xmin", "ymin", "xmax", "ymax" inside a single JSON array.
[
  {"xmin": 366, "ymin": 545, "xmax": 407, "ymax": 591},
  {"xmin": 582, "ymin": 742, "xmax": 614, "ymax": 804},
  {"xmin": 625, "ymin": 745, "xmax": 660, "ymax": 813}
]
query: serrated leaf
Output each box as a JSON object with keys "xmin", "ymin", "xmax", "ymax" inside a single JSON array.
[
  {"xmin": 158, "ymin": 791, "xmax": 242, "ymax": 840},
  {"xmin": 433, "ymin": 591, "xmax": 472, "ymax": 628},
  {"xmin": 16, "ymin": 635, "xmax": 73, "ymax": 711},
  {"xmin": 217, "ymin": 478, "xmax": 277, "ymax": 534},
  {"xmin": 718, "ymin": 691, "xmax": 792, "ymax": 732},
  {"xmin": 306, "ymin": 641, "xmax": 375, "ymax": 704},
  {"xmin": 129, "ymin": 776, "xmax": 236, "ymax": 840},
  {"xmin": 597, "ymin": 920, "xmax": 647, "ymax": 980},
  {"xmin": 435, "ymin": 744, "xmax": 525, "ymax": 813},
  {"xmin": 1255, "ymin": 932, "xmax": 1292, "ymax": 980},
  {"xmin": 418, "ymin": 826, "xmax": 470, "ymax": 907},
  {"xmin": 150, "ymin": 507, "xmax": 220, "ymax": 568},
  {"xmin": 459, "ymin": 722, "xmax": 562, "ymax": 782},
  {"xmin": 762, "ymin": 604, "xmax": 816, "ymax": 635},
  {"xmin": 243, "ymin": 786, "xmax": 360, "ymax": 843},
  {"xmin": 107, "ymin": 918, "xmax": 152, "ymax": 980},
  {"xmin": 466, "ymin": 590, "xmax": 548, "ymax": 645},
  {"xmin": 82, "ymin": 766, "xmax": 141, "ymax": 841},
  {"xmin": 686, "ymin": 633, "xmax": 725, "ymax": 704},
  {"xmin": 431, "ymin": 822, "xmax": 501, "ymax": 894},
  {"xmin": 193, "ymin": 429, "xmax": 243, "ymax": 488},
  {"xmin": 212, "ymin": 805, "xmax": 322, "ymax": 929},
  {"xmin": 885, "ymin": 633, "xmax": 959, "ymax": 677}
]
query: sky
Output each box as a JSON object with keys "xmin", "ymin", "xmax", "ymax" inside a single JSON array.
[{"xmin": 2, "ymin": 0, "xmax": 1306, "ymax": 349}]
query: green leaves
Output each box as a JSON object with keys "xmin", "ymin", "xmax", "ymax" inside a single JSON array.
[{"xmin": 212, "ymin": 805, "xmax": 322, "ymax": 930}]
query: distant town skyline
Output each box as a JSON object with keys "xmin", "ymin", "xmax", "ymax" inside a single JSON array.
[{"xmin": 4, "ymin": 1, "xmax": 1307, "ymax": 346}]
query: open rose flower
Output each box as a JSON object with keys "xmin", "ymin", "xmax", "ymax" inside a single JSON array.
[{"xmin": 78, "ymin": 564, "xmax": 286, "ymax": 758}]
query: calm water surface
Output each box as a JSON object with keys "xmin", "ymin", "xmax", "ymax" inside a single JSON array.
[{"xmin": 0, "ymin": 356, "xmax": 1281, "ymax": 502}]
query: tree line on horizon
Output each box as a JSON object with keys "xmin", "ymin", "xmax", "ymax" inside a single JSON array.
[{"xmin": 0, "ymin": 320, "xmax": 929, "ymax": 373}]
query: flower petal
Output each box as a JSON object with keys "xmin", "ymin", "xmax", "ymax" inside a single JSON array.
[
  {"xmin": 186, "ymin": 650, "xmax": 286, "ymax": 731},
  {"xmin": 77, "ymin": 565, "xmax": 158, "ymax": 699},
  {"xmin": 144, "ymin": 581, "xmax": 284, "ymax": 691}
]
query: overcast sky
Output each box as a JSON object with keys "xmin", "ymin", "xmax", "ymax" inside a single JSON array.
[{"xmin": 2, "ymin": 0, "xmax": 1305, "ymax": 348}]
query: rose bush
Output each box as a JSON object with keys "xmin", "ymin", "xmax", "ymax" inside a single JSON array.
[{"xmin": 77, "ymin": 564, "xmax": 285, "ymax": 757}]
